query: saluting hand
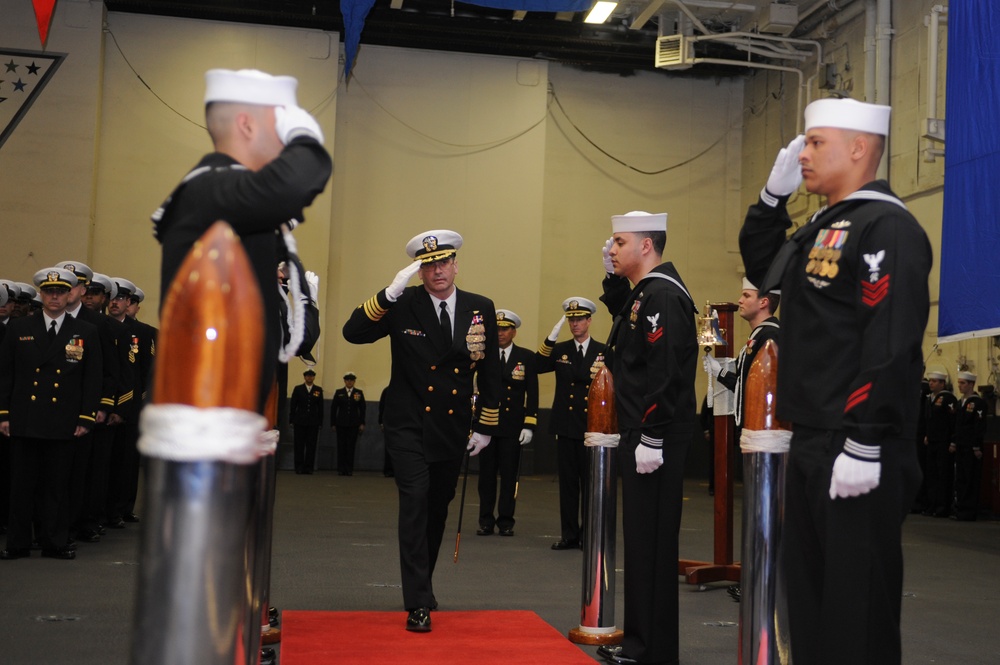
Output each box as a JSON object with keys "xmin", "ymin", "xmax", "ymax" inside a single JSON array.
[
  {"xmin": 386, "ymin": 261, "xmax": 421, "ymax": 301},
  {"xmin": 602, "ymin": 236, "xmax": 615, "ymax": 274},
  {"xmin": 275, "ymin": 105, "xmax": 324, "ymax": 145},
  {"xmin": 764, "ymin": 134, "xmax": 806, "ymax": 199},
  {"xmin": 547, "ymin": 315, "xmax": 566, "ymax": 342}
]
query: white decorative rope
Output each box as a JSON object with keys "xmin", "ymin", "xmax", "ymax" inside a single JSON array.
[
  {"xmin": 258, "ymin": 428, "xmax": 279, "ymax": 457},
  {"xmin": 139, "ymin": 404, "xmax": 268, "ymax": 464},
  {"xmin": 584, "ymin": 431, "xmax": 621, "ymax": 448},
  {"xmin": 278, "ymin": 226, "xmax": 307, "ymax": 364},
  {"xmin": 740, "ymin": 428, "xmax": 792, "ymax": 454}
]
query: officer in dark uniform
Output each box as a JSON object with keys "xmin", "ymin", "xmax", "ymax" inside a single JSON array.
[
  {"xmin": 289, "ymin": 369, "xmax": 324, "ymax": 474},
  {"xmin": 950, "ymin": 371, "xmax": 987, "ymax": 521},
  {"xmin": 477, "ymin": 309, "xmax": 538, "ymax": 537},
  {"xmin": 343, "ymin": 229, "xmax": 500, "ymax": 632},
  {"xmin": 153, "ymin": 68, "xmax": 332, "ymax": 412},
  {"xmin": 597, "ymin": 211, "xmax": 698, "ymax": 665},
  {"xmin": 11, "ymin": 282, "xmax": 35, "ymax": 319},
  {"xmin": 536, "ymin": 297, "xmax": 606, "ymax": 550},
  {"xmin": 105, "ymin": 277, "xmax": 146, "ymax": 527},
  {"xmin": 739, "ymin": 98, "xmax": 931, "ymax": 665},
  {"xmin": 57, "ymin": 261, "xmax": 131, "ymax": 542},
  {"xmin": 331, "ymin": 372, "xmax": 366, "ymax": 476},
  {"xmin": 923, "ymin": 370, "xmax": 957, "ymax": 517},
  {"xmin": 0, "ymin": 281, "xmax": 18, "ymax": 535},
  {"xmin": 0, "ymin": 268, "xmax": 103, "ymax": 560},
  {"xmin": 126, "ymin": 286, "xmax": 158, "ymax": 407}
]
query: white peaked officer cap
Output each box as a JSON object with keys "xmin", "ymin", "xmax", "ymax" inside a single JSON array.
[
  {"xmin": 562, "ymin": 297, "xmax": 597, "ymax": 318},
  {"xmin": 110, "ymin": 277, "xmax": 137, "ymax": 298},
  {"xmin": 34, "ymin": 267, "xmax": 77, "ymax": 290},
  {"xmin": 406, "ymin": 230, "xmax": 464, "ymax": 264},
  {"xmin": 804, "ymin": 98, "xmax": 891, "ymax": 136},
  {"xmin": 133, "ymin": 287, "xmax": 146, "ymax": 303},
  {"xmin": 204, "ymin": 69, "xmax": 298, "ymax": 107},
  {"xmin": 57, "ymin": 260, "xmax": 94, "ymax": 285},
  {"xmin": 16, "ymin": 282, "xmax": 37, "ymax": 300},
  {"xmin": 926, "ymin": 370, "xmax": 948, "ymax": 380},
  {"xmin": 1, "ymin": 280, "xmax": 21, "ymax": 300},
  {"xmin": 0, "ymin": 285, "xmax": 6, "ymax": 307},
  {"xmin": 91, "ymin": 273, "xmax": 118, "ymax": 299},
  {"xmin": 496, "ymin": 309, "xmax": 522, "ymax": 329},
  {"xmin": 611, "ymin": 210, "xmax": 667, "ymax": 234},
  {"xmin": 957, "ymin": 371, "xmax": 977, "ymax": 382}
]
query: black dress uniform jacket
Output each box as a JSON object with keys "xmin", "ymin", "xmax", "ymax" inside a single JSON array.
[
  {"xmin": 0, "ymin": 315, "xmax": 103, "ymax": 437},
  {"xmin": 740, "ymin": 181, "xmax": 932, "ymax": 448},
  {"xmin": 343, "ymin": 285, "xmax": 501, "ymax": 459},
  {"xmin": 536, "ymin": 337, "xmax": 606, "ymax": 438},
  {"xmin": 497, "ymin": 344, "xmax": 539, "ymax": 438},
  {"xmin": 154, "ymin": 138, "xmax": 332, "ymax": 407},
  {"xmin": 331, "ymin": 388, "xmax": 366, "ymax": 428},
  {"xmin": 290, "ymin": 383, "xmax": 325, "ymax": 428},
  {"xmin": 72, "ymin": 305, "xmax": 129, "ymax": 416},
  {"xmin": 953, "ymin": 395, "xmax": 987, "ymax": 450},
  {"xmin": 717, "ymin": 316, "xmax": 780, "ymax": 427},
  {"xmin": 925, "ymin": 390, "xmax": 958, "ymax": 442},
  {"xmin": 601, "ymin": 262, "xmax": 699, "ymax": 446}
]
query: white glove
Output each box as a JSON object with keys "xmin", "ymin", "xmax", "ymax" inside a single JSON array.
[
  {"xmin": 547, "ymin": 315, "xmax": 566, "ymax": 342},
  {"xmin": 275, "ymin": 105, "xmax": 324, "ymax": 145},
  {"xmin": 305, "ymin": 270, "xmax": 319, "ymax": 304},
  {"xmin": 829, "ymin": 449, "xmax": 881, "ymax": 499},
  {"xmin": 764, "ymin": 134, "xmax": 806, "ymax": 198},
  {"xmin": 467, "ymin": 432, "xmax": 491, "ymax": 456},
  {"xmin": 385, "ymin": 261, "xmax": 421, "ymax": 302},
  {"xmin": 602, "ymin": 236, "xmax": 615, "ymax": 274},
  {"xmin": 703, "ymin": 355, "xmax": 722, "ymax": 377},
  {"xmin": 518, "ymin": 429, "xmax": 533, "ymax": 446},
  {"xmin": 635, "ymin": 444, "xmax": 663, "ymax": 474}
]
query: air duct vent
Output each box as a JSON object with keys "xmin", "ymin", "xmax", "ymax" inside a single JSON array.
[{"xmin": 655, "ymin": 34, "xmax": 694, "ymax": 70}]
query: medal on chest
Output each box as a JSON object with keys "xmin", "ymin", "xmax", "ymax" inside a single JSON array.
[
  {"xmin": 466, "ymin": 312, "xmax": 486, "ymax": 361},
  {"xmin": 806, "ymin": 228, "xmax": 848, "ymax": 278}
]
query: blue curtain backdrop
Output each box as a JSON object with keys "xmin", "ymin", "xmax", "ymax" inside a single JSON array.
[
  {"xmin": 340, "ymin": 0, "xmax": 592, "ymax": 77},
  {"xmin": 939, "ymin": 0, "xmax": 1000, "ymax": 342}
]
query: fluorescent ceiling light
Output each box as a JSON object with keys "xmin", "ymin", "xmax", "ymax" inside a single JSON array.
[{"xmin": 584, "ymin": 1, "xmax": 618, "ymax": 24}]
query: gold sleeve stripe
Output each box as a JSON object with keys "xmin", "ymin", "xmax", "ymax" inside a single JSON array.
[
  {"xmin": 362, "ymin": 295, "xmax": 388, "ymax": 321},
  {"xmin": 478, "ymin": 407, "xmax": 500, "ymax": 426},
  {"xmin": 536, "ymin": 341, "xmax": 554, "ymax": 357},
  {"xmin": 80, "ymin": 415, "xmax": 96, "ymax": 422},
  {"xmin": 0, "ymin": 410, "xmax": 8, "ymax": 416},
  {"xmin": 523, "ymin": 416, "xmax": 538, "ymax": 426},
  {"xmin": 117, "ymin": 390, "xmax": 134, "ymax": 405},
  {"xmin": 101, "ymin": 398, "xmax": 116, "ymax": 406}
]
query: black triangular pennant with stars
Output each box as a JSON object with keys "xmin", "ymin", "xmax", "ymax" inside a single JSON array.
[{"xmin": 0, "ymin": 48, "xmax": 67, "ymax": 151}]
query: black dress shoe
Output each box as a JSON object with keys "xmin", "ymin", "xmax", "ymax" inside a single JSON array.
[
  {"xmin": 40, "ymin": 548, "xmax": 76, "ymax": 560},
  {"xmin": 499, "ymin": 527, "xmax": 514, "ymax": 537},
  {"xmin": 107, "ymin": 517, "xmax": 126, "ymax": 529},
  {"xmin": 551, "ymin": 539, "xmax": 580, "ymax": 550},
  {"xmin": 76, "ymin": 529, "xmax": 101, "ymax": 543},
  {"xmin": 405, "ymin": 607, "xmax": 432, "ymax": 632},
  {"xmin": 260, "ymin": 647, "xmax": 276, "ymax": 665},
  {"xmin": 96, "ymin": 525, "xmax": 107, "ymax": 535},
  {"xmin": 597, "ymin": 645, "xmax": 638, "ymax": 664},
  {"xmin": 476, "ymin": 526, "xmax": 494, "ymax": 536},
  {"xmin": 0, "ymin": 548, "xmax": 30, "ymax": 560},
  {"xmin": 124, "ymin": 513, "xmax": 140, "ymax": 523}
]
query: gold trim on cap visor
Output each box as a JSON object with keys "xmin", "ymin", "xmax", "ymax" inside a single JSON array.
[{"xmin": 416, "ymin": 249, "xmax": 457, "ymax": 264}]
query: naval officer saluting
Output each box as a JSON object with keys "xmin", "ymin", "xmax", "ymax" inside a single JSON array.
[{"xmin": 343, "ymin": 230, "xmax": 501, "ymax": 632}]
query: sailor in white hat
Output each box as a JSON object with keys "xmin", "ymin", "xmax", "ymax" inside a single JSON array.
[
  {"xmin": 738, "ymin": 96, "xmax": 933, "ymax": 664},
  {"xmin": 950, "ymin": 370, "xmax": 987, "ymax": 521},
  {"xmin": 152, "ymin": 68, "xmax": 332, "ymax": 411},
  {"xmin": 923, "ymin": 368, "xmax": 957, "ymax": 518},
  {"xmin": 597, "ymin": 207, "xmax": 698, "ymax": 665}
]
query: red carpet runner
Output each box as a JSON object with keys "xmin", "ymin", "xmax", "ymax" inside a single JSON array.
[{"xmin": 281, "ymin": 609, "xmax": 597, "ymax": 664}]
